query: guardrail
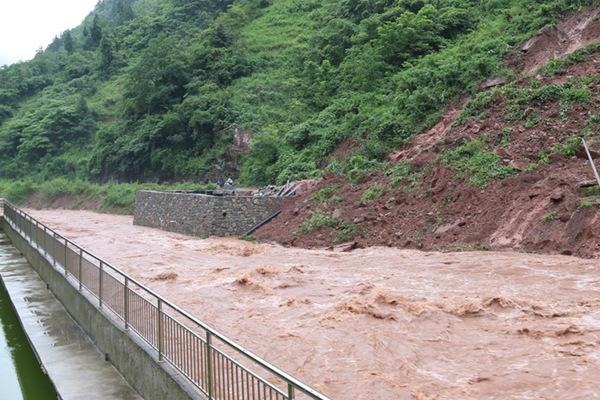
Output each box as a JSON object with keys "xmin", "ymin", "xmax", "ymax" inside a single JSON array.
[{"xmin": 3, "ymin": 202, "xmax": 330, "ymax": 400}]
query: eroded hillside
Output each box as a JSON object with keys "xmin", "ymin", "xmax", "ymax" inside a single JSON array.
[{"xmin": 257, "ymin": 13, "xmax": 600, "ymax": 258}]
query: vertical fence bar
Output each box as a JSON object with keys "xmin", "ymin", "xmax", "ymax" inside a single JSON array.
[
  {"xmin": 99, "ymin": 260, "xmax": 104, "ymax": 309},
  {"xmin": 78, "ymin": 248, "xmax": 83, "ymax": 292},
  {"xmin": 124, "ymin": 277, "xmax": 129, "ymax": 330},
  {"xmin": 157, "ymin": 299, "xmax": 164, "ymax": 361},
  {"xmin": 288, "ymin": 384, "xmax": 295, "ymax": 400},
  {"xmin": 53, "ymin": 232, "xmax": 57, "ymax": 267},
  {"xmin": 64, "ymin": 238, "xmax": 68, "ymax": 277},
  {"xmin": 207, "ymin": 332, "xmax": 213, "ymax": 400}
]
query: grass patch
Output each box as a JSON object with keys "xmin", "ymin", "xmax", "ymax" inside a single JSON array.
[
  {"xmin": 441, "ymin": 138, "xmax": 516, "ymax": 187},
  {"xmin": 360, "ymin": 185, "xmax": 385, "ymax": 202},
  {"xmin": 503, "ymin": 79, "xmax": 593, "ymax": 121},
  {"xmin": 343, "ymin": 155, "xmax": 384, "ymax": 185},
  {"xmin": 384, "ymin": 162, "xmax": 423, "ymax": 191},
  {"xmin": 455, "ymin": 90, "xmax": 497, "ymax": 124},
  {"xmin": 295, "ymin": 210, "xmax": 357, "ymax": 244},
  {"xmin": 553, "ymin": 135, "xmax": 580, "ymax": 157},
  {"xmin": 311, "ymin": 186, "xmax": 341, "ymax": 205},
  {"xmin": 580, "ymin": 185, "xmax": 600, "ymax": 197},
  {"xmin": 238, "ymin": 234, "xmax": 257, "ymax": 242},
  {"xmin": 499, "ymin": 127, "xmax": 511, "ymax": 146},
  {"xmin": 297, "ymin": 211, "xmax": 338, "ymax": 235},
  {"xmin": 543, "ymin": 211, "xmax": 560, "ymax": 222}
]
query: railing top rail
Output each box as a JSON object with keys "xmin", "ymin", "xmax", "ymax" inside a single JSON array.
[{"xmin": 3, "ymin": 201, "xmax": 330, "ymax": 400}]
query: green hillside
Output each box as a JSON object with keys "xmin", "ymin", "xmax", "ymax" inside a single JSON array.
[{"xmin": 0, "ymin": 0, "xmax": 596, "ymax": 186}]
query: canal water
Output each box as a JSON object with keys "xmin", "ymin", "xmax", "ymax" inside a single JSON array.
[{"xmin": 0, "ymin": 257, "xmax": 57, "ymax": 399}]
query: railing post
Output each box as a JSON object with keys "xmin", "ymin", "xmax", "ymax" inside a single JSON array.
[
  {"xmin": 288, "ymin": 384, "xmax": 295, "ymax": 400},
  {"xmin": 206, "ymin": 332, "xmax": 213, "ymax": 400},
  {"xmin": 53, "ymin": 232, "xmax": 57, "ymax": 267},
  {"xmin": 43, "ymin": 227, "xmax": 47, "ymax": 256},
  {"xmin": 124, "ymin": 277, "xmax": 129, "ymax": 330},
  {"xmin": 99, "ymin": 261, "xmax": 104, "ymax": 309},
  {"xmin": 64, "ymin": 239, "xmax": 68, "ymax": 277},
  {"xmin": 78, "ymin": 249, "xmax": 83, "ymax": 292},
  {"xmin": 157, "ymin": 299, "xmax": 163, "ymax": 361}
]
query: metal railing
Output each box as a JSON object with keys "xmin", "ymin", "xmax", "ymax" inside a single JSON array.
[{"xmin": 2, "ymin": 202, "xmax": 330, "ymax": 400}]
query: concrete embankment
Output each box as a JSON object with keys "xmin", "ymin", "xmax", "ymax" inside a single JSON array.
[
  {"xmin": 0, "ymin": 232, "xmax": 141, "ymax": 400},
  {"xmin": 1, "ymin": 220, "xmax": 203, "ymax": 400}
]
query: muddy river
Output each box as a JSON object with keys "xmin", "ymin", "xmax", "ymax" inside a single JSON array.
[{"xmin": 29, "ymin": 209, "xmax": 600, "ymax": 400}]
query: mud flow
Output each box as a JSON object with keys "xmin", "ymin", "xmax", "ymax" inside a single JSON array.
[{"xmin": 29, "ymin": 209, "xmax": 600, "ymax": 399}]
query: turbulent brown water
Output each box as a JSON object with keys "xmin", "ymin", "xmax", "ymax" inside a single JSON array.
[{"xmin": 29, "ymin": 209, "xmax": 600, "ymax": 399}]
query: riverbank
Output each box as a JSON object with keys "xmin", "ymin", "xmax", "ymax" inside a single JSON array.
[
  {"xmin": 0, "ymin": 180, "xmax": 216, "ymax": 215},
  {"xmin": 28, "ymin": 208, "xmax": 600, "ymax": 400}
]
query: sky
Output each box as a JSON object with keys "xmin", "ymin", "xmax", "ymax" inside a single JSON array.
[{"xmin": 0, "ymin": 0, "xmax": 98, "ymax": 66}]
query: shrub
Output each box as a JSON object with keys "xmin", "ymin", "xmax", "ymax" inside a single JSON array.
[
  {"xmin": 344, "ymin": 154, "xmax": 383, "ymax": 184},
  {"xmin": 0, "ymin": 181, "xmax": 36, "ymax": 204}
]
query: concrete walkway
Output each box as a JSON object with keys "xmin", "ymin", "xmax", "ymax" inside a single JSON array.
[{"xmin": 0, "ymin": 234, "xmax": 142, "ymax": 400}]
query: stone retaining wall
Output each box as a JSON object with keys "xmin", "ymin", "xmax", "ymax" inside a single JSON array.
[{"xmin": 133, "ymin": 190, "xmax": 286, "ymax": 237}]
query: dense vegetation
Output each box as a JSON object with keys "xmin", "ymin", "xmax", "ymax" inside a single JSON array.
[
  {"xmin": 0, "ymin": 179, "xmax": 215, "ymax": 213},
  {"xmin": 0, "ymin": 0, "xmax": 598, "ymax": 188}
]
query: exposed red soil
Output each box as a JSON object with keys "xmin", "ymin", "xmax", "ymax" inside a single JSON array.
[
  {"xmin": 257, "ymin": 57, "xmax": 600, "ymax": 258},
  {"xmin": 511, "ymin": 7, "xmax": 600, "ymax": 74}
]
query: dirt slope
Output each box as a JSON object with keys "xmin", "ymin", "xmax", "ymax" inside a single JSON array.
[{"xmin": 257, "ymin": 11, "xmax": 600, "ymax": 258}]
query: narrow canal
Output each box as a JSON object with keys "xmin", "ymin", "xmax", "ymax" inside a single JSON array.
[{"xmin": 0, "ymin": 246, "xmax": 57, "ymax": 399}]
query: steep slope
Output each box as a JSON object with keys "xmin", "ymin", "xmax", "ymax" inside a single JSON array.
[
  {"xmin": 1, "ymin": 0, "xmax": 598, "ymax": 185},
  {"xmin": 257, "ymin": 18, "xmax": 600, "ymax": 258}
]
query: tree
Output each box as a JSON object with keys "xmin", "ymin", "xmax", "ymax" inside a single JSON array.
[
  {"xmin": 90, "ymin": 15, "xmax": 103, "ymax": 48},
  {"xmin": 47, "ymin": 36, "xmax": 61, "ymax": 52},
  {"xmin": 99, "ymin": 36, "xmax": 114, "ymax": 75},
  {"xmin": 375, "ymin": 5, "xmax": 442, "ymax": 66},
  {"xmin": 124, "ymin": 36, "xmax": 189, "ymax": 116},
  {"xmin": 114, "ymin": 0, "xmax": 134, "ymax": 22},
  {"xmin": 64, "ymin": 31, "xmax": 75, "ymax": 54}
]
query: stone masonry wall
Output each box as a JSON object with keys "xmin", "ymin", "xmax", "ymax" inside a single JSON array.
[{"xmin": 133, "ymin": 190, "xmax": 286, "ymax": 237}]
